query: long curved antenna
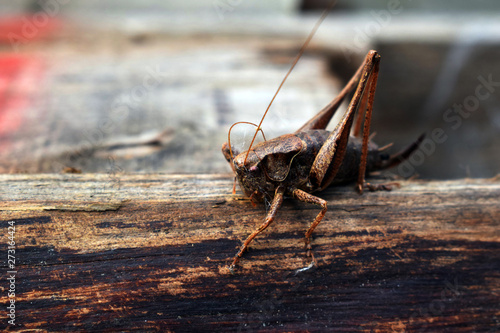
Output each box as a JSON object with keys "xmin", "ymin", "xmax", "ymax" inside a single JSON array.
[
  {"xmin": 243, "ymin": 0, "xmax": 337, "ymax": 164},
  {"xmin": 227, "ymin": 121, "xmax": 267, "ymax": 161}
]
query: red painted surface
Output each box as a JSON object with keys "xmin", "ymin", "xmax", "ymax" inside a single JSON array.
[
  {"xmin": 0, "ymin": 56, "xmax": 46, "ymax": 137},
  {"xmin": 0, "ymin": 15, "xmax": 61, "ymax": 44},
  {"xmin": 0, "ymin": 15, "xmax": 55, "ymax": 138}
]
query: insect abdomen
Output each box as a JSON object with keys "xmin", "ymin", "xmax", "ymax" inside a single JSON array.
[{"xmin": 297, "ymin": 130, "xmax": 383, "ymax": 186}]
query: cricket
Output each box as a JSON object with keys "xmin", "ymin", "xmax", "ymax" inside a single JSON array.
[{"xmin": 221, "ymin": 3, "xmax": 424, "ymax": 272}]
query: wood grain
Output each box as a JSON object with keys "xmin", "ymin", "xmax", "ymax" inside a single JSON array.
[{"xmin": 0, "ymin": 174, "xmax": 499, "ymax": 332}]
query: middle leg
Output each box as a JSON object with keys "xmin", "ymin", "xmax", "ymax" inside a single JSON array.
[{"xmin": 293, "ymin": 189, "xmax": 328, "ymax": 266}]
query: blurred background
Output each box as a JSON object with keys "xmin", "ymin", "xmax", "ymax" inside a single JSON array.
[{"xmin": 0, "ymin": 0, "xmax": 498, "ymax": 179}]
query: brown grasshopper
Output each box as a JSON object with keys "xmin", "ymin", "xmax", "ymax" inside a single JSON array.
[{"xmin": 221, "ymin": 9, "xmax": 423, "ymax": 273}]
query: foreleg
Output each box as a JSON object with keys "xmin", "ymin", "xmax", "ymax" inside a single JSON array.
[{"xmin": 229, "ymin": 186, "xmax": 285, "ymax": 272}]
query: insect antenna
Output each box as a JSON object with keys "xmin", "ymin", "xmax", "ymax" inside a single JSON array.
[
  {"xmin": 243, "ymin": 0, "xmax": 337, "ymax": 164},
  {"xmin": 227, "ymin": 121, "xmax": 267, "ymax": 161}
]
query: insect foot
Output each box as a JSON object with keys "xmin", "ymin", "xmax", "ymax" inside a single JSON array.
[
  {"xmin": 304, "ymin": 236, "xmax": 318, "ymax": 265},
  {"xmin": 228, "ymin": 249, "xmax": 245, "ymax": 274}
]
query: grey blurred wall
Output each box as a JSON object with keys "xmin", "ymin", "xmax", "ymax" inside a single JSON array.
[{"xmin": 2, "ymin": 0, "xmax": 500, "ymax": 15}]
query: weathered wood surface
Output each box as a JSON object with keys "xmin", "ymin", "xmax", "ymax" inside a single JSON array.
[
  {"xmin": 0, "ymin": 174, "xmax": 499, "ymax": 332},
  {"xmin": 0, "ymin": 33, "xmax": 341, "ymax": 175},
  {"xmin": 1, "ymin": 27, "xmax": 498, "ymax": 179}
]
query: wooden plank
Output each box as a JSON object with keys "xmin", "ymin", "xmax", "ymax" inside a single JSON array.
[
  {"xmin": 2, "ymin": 27, "xmax": 498, "ymax": 179},
  {"xmin": 1, "ymin": 174, "xmax": 499, "ymax": 331},
  {"xmin": 0, "ymin": 34, "xmax": 340, "ymax": 175}
]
